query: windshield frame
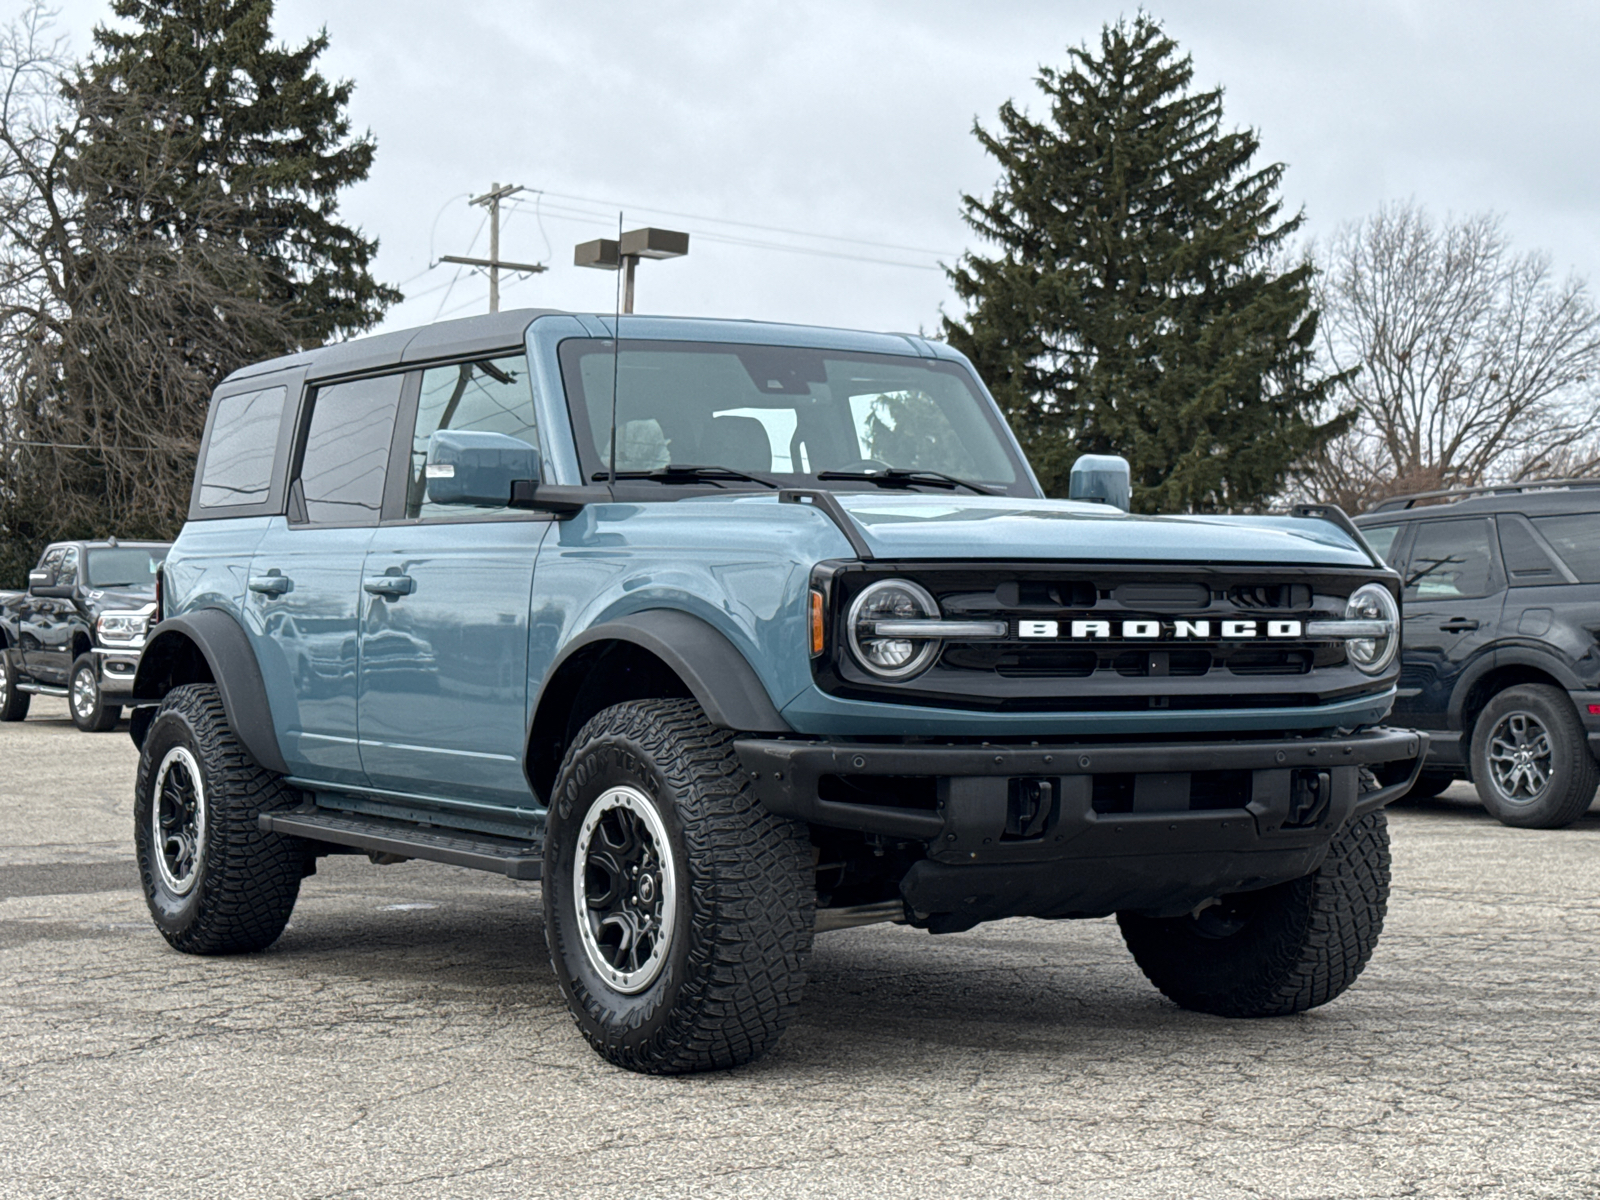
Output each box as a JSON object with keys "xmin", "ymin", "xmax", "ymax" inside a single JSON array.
[{"xmin": 556, "ymin": 338, "xmax": 1039, "ymax": 499}]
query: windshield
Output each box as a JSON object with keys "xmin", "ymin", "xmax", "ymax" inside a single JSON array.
[
  {"xmin": 85, "ymin": 547, "xmax": 168, "ymax": 589},
  {"xmin": 558, "ymin": 340, "xmax": 1031, "ymax": 494}
]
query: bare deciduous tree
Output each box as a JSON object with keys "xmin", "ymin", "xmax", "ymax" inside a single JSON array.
[{"xmin": 1299, "ymin": 201, "xmax": 1600, "ymax": 512}]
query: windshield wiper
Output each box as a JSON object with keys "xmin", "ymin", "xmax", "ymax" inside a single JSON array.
[
  {"xmin": 815, "ymin": 468, "xmax": 999, "ymax": 496},
  {"xmin": 591, "ymin": 464, "xmax": 781, "ymax": 489}
]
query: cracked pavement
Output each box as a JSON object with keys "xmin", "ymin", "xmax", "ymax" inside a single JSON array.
[{"xmin": 3, "ymin": 700, "xmax": 1600, "ymax": 1199}]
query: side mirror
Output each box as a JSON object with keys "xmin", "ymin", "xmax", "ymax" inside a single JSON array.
[
  {"xmin": 27, "ymin": 570, "xmax": 52, "ymax": 596},
  {"xmin": 424, "ymin": 430, "xmax": 540, "ymax": 507},
  {"xmin": 1068, "ymin": 454, "xmax": 1131, "ymax": 512}
]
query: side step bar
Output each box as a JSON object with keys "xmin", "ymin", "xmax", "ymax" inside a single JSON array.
[
  {"xmin": 260, "ymin": 808, "xmax": 543, "ymax": 881},
  {"xmin": 16, "ymin": 682, "xmax": 68, "ymax": 697}
]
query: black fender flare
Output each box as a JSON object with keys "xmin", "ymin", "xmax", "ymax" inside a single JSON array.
[
  {"xmin": 536, "ymin": 609, "xmax": 792, "ymax": 735},
  {"xmin": 132, "ymin": 609, "xmax": 288, "ymax": 775},
  {"xmin": 1449, "ymin": 644, "xmax": 1583, "ymax": 729}
]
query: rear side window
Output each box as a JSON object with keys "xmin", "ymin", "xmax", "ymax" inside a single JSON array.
[
  {"xmin": 297, "ymin": 375, "xmax": 403, "ymax": 525},
  {"xmin": 198, "ymin": 386, "xmax": 287, "ymax": 508},
  {"xmin": 1404, "ymin": 519, "xmax": 1499, "ymax": 600},
  {"xmin": 1530, "ymin": 514, "xmax": 1600, "ymax": 583},
  {"xmin": 404, "ymin": 355, "xmax": 538, "ymax": 519}
]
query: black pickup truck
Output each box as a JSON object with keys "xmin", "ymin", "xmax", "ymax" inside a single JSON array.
[{"xmin": 0, "ymin": 539, "xmax": 170, "ymax": 731}]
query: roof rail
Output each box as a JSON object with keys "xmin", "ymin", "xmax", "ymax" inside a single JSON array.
[{"xmin": 1367, "ymin": 477, "xmax": 1600, "ymax": 513}]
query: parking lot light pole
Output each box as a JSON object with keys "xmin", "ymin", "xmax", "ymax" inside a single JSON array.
[{"xmin": 574, "ymin": 227, "xmax": 690, "ymax": 313}]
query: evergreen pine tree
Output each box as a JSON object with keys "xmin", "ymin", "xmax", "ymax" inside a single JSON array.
[
  {"xmin": 69, "ymin": 0, "xmax": 398, "ymax": 346},
  {"xmin": 944, "ymin": 16, "xmax": 1349, "ymax": 512}
]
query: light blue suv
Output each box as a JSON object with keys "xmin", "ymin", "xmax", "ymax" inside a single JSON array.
[{"xmin": 130, "ymin": 309, "xmax": 1424, "ymax": 1073}]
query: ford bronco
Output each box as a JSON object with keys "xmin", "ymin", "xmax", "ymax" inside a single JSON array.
[{"xmin": 129, "ymin": 309, "xmax": 1425, "ymax": 1074}]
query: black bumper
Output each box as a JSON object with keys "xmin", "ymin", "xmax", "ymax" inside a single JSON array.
[{"xmin": 736, "ymin": 727, "xmax": 1427, "ymax": 922}]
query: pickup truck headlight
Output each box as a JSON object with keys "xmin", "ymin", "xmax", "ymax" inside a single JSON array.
[
  {"xmin": 848, "ymin": 579, "xmax": 941, "ymax": 679},
  {"xmin": 96, "ymin": 610, "xmax": 150, "ymax": 644},
  {"xmin": 1343, "ymin": 583, "xmax": 1399, "ymax": 675}
]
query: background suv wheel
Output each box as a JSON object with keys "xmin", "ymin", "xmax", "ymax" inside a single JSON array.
[
  {"xmin": 0, "ymin": 649, "xmax": 30, "ymax": 722},
  {"xmin": 1471, "ymin": 684, "xmax": 1599, "ymax": 829}
]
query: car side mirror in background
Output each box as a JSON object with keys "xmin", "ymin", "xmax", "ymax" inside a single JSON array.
[
  {"xmin": 424, "ymin": 430, "xmax": 540, "ymax": 507},
  {"xmin": 27, "ymin": 570, "xmax": 51, "ymax": 595},
  {"xmin": 1069, "ymin": 454, "xmax": 1132, "ymax": 512}
]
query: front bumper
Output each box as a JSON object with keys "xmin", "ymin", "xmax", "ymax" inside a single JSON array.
[
  {"xmin": 92, "ymin": 645, "xmax": 143, "ymax": 697},
  {"xmin": 737, "ymin": 727, "xmax": 1426, "ymax": 923}
]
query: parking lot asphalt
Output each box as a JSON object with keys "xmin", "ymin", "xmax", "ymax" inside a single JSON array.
[{"xmin": 3, "ymin": 701, "xmax": 1600, "ymax": 1200}]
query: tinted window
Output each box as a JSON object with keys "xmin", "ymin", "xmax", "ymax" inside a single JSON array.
[
  {"xmin": 37, "ymin": 547, "xmax": 63, "ymax": 581},
  {"xmin": 1361, "ymin": 524, "xmax": 1402, "ymax": 565},
  {"xmin": 86, "ymin": 547, "xmax": 168, "ymax": 589},
  {"xmin": 298, "ymin": 375, "xmax": 402, "ymax": 525},
  {"xmin": 198, "ymin": 386, "xmax": 287, "ymax": 508},
  {"xmin": 1405, "ymin": 519, "xmax": 1498, "ymax": 600},
  {"xmin": 1532, "ymin": 513, "xmax": 1600, "ymax": 583},
  {"xmin": 1498, "ymin": 514, "xmax": 1565, "ymax": 585},
  {"xmin": 56, "ymin": 546, "xmax": 79, "ymax": 587},
  {"xmin": 405, "ymin": 356, "xmax": 538, "ymax": 519}
]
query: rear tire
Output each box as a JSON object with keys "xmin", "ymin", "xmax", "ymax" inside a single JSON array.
[
  {"xmin": 1471, "ymin": 684, "xmax": 1599, "ymax": 829},
  {"xmin": 0, "ymin": 648, "xmax": 29, "ymax": 722},
  {"xmin": 134, "ymin": 683, "xmax": 306, "ymax": 954},
  {"xmin": 544, "ymin": 698, "xmax": 815, "ymax": 1074},
  {"xmin": 69, "ymin": 654, "xmax": 120, "ymax": 732},
  {"xmin": 1118, "ymin": 810, "xmax": 1391, "ymax": 1017}
]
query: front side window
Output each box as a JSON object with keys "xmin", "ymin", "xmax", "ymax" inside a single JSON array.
[
  {"xmin": 405, "ymin": 355, "xmax": 538, "ymax": 519},
  {"xmin": 86, "ymin": 547, "xmax": 168, "ymax": 589},
  {"xmin": 297, "ymin": 374, "xmax": 403, "ymax": 525},
  {"xmin": 198, "ymin": 386, "xmax": 287, "ymax": 509},
  {"xmin": 56, "ymin": 546, "xmax": 79, "ymax": 588},
  {"xmin": 558, "ymin": 340, "xmax": 1028, "ymax": 493},
  {"xmin": 1404, "ymin": 519, "xmax": 1498, "ymax": 600},
  {"xmin": 36, "ymin": 547, "xmax": 64, "ymax": 583}
]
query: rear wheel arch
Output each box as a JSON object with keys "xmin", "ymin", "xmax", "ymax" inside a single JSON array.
[
  {"xmin": 131, "ymin": 610, "xmax": 287, "ymax": 774},
  {"xmin": 526, "ymin": 610, "xmax": 790, "ymax": 804},
  {"xmin": 1455, "ymin": 655, "xmax": 1577, "ymax": 758}
]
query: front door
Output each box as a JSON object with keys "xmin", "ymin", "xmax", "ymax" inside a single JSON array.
[
  {"xmin": 357, "ymin": 354, "xmax": 547, "ymax": 807},
  {"xmin": 1397, "ymin": 516, "xmax": 1507, "ymax": 739},
  {"xmin": 22, "ymin": 546, "xmax": 79, "ymax": 683},
  {"xmin": 245, "ymin": 372, "xmax": 402, "ymax": 787}
]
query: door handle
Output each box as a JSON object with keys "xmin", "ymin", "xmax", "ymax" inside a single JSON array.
[
  {"xmin": 1439, "ymin": 618, "xmax": 1479, "ymax": 632},
  {"xmin": 248, "ymin": 574, "xmax": 292, "ymax": 596},
  {"xmin": 363, "ymin": 575, "xmax": 415, "ymax": 598}
]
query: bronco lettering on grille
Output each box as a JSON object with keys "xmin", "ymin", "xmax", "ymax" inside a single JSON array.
[{"xmin": 1018, "ymin": 619, "xmax": 1304, "ymax": 640}]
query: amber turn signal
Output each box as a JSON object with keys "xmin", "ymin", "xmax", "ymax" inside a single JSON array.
[{"xmin": 810, "ymin": 589, "xmax": 826, "ymax": 656}]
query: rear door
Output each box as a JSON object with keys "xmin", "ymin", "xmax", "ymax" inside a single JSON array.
[
  {"xmin": 1397, "ymin": 517, "xmax": 1507, "ymax": 742},
  {"xmin": 18, "ymin": 546, "xmax": 66, "ymax": 679},
  {"xmin": 357, "ymin": 354, "xmax": 547, "ymax": 806},
  {"xmin": 245, "ymin": 372, "xmax": 403, "ymax": 787}
]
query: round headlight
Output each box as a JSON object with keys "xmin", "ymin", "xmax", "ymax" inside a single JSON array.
[
  {"xmin": 1344, "ymin": 583, "xmax": 1399, "ymax": 675},
  {"xmin": 847, "ymin": 579, "xmax": 941, "ymax": 679}
]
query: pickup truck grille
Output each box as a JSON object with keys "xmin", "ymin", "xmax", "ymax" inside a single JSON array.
[{"xmin": 814, "ymin": 562, "xmax": 1394, "ymax": 713}]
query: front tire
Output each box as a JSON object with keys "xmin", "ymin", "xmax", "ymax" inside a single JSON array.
[
  {"xmin": 69, "ymin": 654, "xmax": 120, "ymax": 732},
  {"xmin": 1471, "ymin": 684, "xmax": 1599, "ymax": 829},
  {"xmin": 1118, "ymin": 810, "xmax": 1391, "ymax": 1017},
  {"xmin": 0, "ymin": 648, "xmax": 29, "ymax": 722},
  {"xmin": 544, "ymin": 698, "xmax": 814, "ymax": 1074},
  {"xmin": 134, "ymin": 684, "xmax": 306, "ymax": 954}
]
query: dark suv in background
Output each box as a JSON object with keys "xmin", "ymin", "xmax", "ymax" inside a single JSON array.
[{"xmin": 1355, "ymin": 481, "xmax": 1600, "ymax": 828}]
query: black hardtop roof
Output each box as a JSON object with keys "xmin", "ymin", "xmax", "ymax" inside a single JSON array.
[
  {"xmin": 220, "ymin": 308, "xmax": 567, "ymax": 385},
  {"xmin": 1356, "ymin": 479, "xmax": 1600, "ymax": 522}
]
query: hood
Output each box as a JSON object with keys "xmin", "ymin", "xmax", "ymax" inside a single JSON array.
[
  {"xmin": 83, "ymin": 587, "xmax": 155, "ymax": 612},
  {"xmin": 827, "ymin": 493, "xmax": 1376, "ymax": 567}
]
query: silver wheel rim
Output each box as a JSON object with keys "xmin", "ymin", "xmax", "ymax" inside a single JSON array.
[
  {"xmin": 0, "ymin": 652, "xmax": 8, "ymax": 705},
  {"xmin": 1487, "ymin": 710, "xmax": 1553, "ymax": 804},
  {"xmin": 71, "ymin": 666, "xmax": 97, "ymax": 721},
  {"xmin": 572, "ymin": 785, "xmax": 677, "ymax": 994},
  {"xmin": 152, "ymin": 746, "xmax": 206, "ymax": 895}
]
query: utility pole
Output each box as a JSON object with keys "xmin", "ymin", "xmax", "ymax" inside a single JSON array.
[{"xmin": 440, "ymin": 182, "xmax": 547, "ymax": 313}]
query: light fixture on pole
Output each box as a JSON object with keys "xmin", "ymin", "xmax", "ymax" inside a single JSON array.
[{"xmin": 575, "ymin": 227, "xmax": 689, "ymax": 313}]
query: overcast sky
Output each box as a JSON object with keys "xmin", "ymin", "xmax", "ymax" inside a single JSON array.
[{"xmin": 46, "ymin": 0, "xmax": 1600, "ymax": 340}]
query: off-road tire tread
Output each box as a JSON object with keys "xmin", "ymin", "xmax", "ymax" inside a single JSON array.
[
  {"xmin": 136, "ymin": 683, "xmax": 304, "ymax": 955},
  {"xmin": 1118, "ymin": 810, "xmax": 1391, "ymax": 1018},
  {"xmin": 70, "ymin": 653, "xmax": 119, "ymax": 732},
  {"xmin": 1471, "ymin": 684, "xmax": 1599, "ymax": 830},
  {"xmin": 548, "ymin": 698, "xmax": 814, "ymax": 1074},
  {"xmin": 0, "ymin": 648, "xmax": 29, "ymax": 721}
]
